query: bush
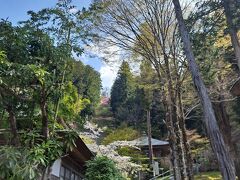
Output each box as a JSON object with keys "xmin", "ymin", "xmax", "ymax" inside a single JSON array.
[
  {"xmin": 85, "ymin": 156, "xmax": 124, "ymax": 180},
  {"xmin": 102, "ymin": 127, "xmax": 139, "ymax": 145},
  {"xmin": 117, "ymin": 146, "xmax": 145, "ymax": 162},
  {"xmin": 95, "ymin": 104, "xmax": 113, "ymax": 117}
]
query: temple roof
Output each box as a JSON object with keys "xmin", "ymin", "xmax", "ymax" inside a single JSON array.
[{"xmin": 131, "ymin": 136, "xmax": 169, "ymax": 147}]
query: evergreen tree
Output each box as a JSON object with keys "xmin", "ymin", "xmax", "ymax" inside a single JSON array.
[{"xmin": 110, "ymin": 61, "xmax": 135, "ymax": 122}]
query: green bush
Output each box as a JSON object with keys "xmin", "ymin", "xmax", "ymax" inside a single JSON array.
[
  {"xmin": 102, "ymin": 127, "xmax": 139, "ymax": 145},
  {"xmin": 95, "ymin": 105, "xmax": 112, "ymax": 117},
  {"xmin": 85, "ymin": 156, "xmax": 124, "ymax": 180},
  {"xmin": 117, "ymin": 146, "xmax": 145, "ymax": 162}
]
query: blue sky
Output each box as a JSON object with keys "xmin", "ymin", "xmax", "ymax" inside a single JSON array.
[
  {"xmin": 0, "ymin": 0, "xmax": 117, "ymax": 88},
  {"xmin": 0, "ymin": 0, "xmax": 91, "ymax": 23}
]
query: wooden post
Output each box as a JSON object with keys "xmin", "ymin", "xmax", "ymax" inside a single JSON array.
[{"xmin": 147, "ymin": 110, "xmax": 154, "ymax": 167}]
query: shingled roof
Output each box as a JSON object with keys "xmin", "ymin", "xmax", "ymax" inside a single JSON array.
[{"xmin": 130, "ymin": 136, "xmax": 169, "ymax": 147}]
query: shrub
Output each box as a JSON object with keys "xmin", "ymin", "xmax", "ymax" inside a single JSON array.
[
  {"xmin": 85, "ymin": 156, "xmax": 124, "ymax": 180},
  {"xmin": 117, "ymin": 146, "xmax": 145, "ymax": 162},
  {"xmin": 102, "ymin": 127, "xmax": 139, "ymax": 145}
]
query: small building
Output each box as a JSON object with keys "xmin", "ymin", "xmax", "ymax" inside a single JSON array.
[
  {"xmin": 130, "ymin": 136, "xmax": 170, "ymax": 179},
  {"xmin": 131, "ymin": 136, "xmax": 170, "ymax": 158},
  {"xmin": 47, "ymin": 135, "xmax": 94, "ymax": 180}
]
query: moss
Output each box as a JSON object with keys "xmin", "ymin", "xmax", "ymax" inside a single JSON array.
[
  {"xmin": 194, "ymin": 171, "xmax": 221, "ymax": 180},
  {"xmin": 80, "ymin": 135, "xmax": 95, "ymax": 144}
]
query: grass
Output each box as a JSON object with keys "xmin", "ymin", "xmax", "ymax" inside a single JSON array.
[
  {"xmin": 194, "ymin": 171, "xmax": 222, "ymax": 180},
  {"xmin": 157, "ymin": 171, "xmax": 221, "ymax": 180}
]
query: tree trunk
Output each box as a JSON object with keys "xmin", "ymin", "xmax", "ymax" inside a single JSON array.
[
  {"xmin": 147, "ymin": 109, "xmax": 153, "ymax": 166},
  {"xmin": 159, "ymin": 71, "xmax": 185, "ymax": 180},
  {"xmin": 172, "ymin": 0, "xmax": 236, "ymax": 179},
  {"xmin": 213, "ymin": 100, "xmax": 232, "ymax": 149},
  {"xmin": 161, "ymin": 92, "xmax": 180, "ymax": 180},
  {"xmin": 6, "ymin": 105, "xmax": 19, "ymax": 146},
  {"xmin": 177, "ymin": 87, "xmax": 193, "ymax": 180},
  {"xmin": 233, "ymin": 144, "xmax": 240, "ymax": 180},
  {"xmin": 222, "ymin": 0, "xmax": 240, "ymax": 70},
  {"xmin": 57, "ymin": 117, "xmax": 69, "ymax": 129},
  {"xmin": 40, "ymin": 87, "xmax": 49, "ymax": 140},
  {"xmin": 164, "ymin": 54, "xmax": 186, "ymax": 179},
  {"xmin": 214, "ymin": 101, "xmax": 240, "ymax": 180},
  {"xmin": 165, "ymin": 92, "xmax": 185, "ymax": 180},
  {"xmin": 165, "ymin": 110, "xmax": 180, "ymax": 180},
  {"xmin": 213, "ymin": 90, "xmax": 240, "ymax": 180},
  {"xmin": 0, "ymin": 110, "xmax": 5, "ymax": 129}
]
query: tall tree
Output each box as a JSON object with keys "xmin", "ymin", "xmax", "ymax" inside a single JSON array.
[
  {"xmin": 222, "ymin": 0, "xmax": 240, "ymax": 70},
  {"xmin": 110, "ymin": 61, "xmax": 135, "ymax": 123},
  {"xmin": 172, "ymin": 0, "xmax": 236, "ymax": 179},
  {"xmin": 72, "ymin": 61, "xmax": 102, "ymax": 117}
]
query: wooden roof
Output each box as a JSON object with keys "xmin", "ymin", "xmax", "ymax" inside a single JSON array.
[
  {"xmin": 68, "ymin": 135, "xmax": 94, "ymax": 168},
  {"xmin": 131, "ymin": 136, "xmax": 169, "ymax": 147}
]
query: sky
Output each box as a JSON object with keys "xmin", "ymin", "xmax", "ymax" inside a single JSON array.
[{"xmin": 0, "ymin": 0, "xmax": 118, "ymax": 88}]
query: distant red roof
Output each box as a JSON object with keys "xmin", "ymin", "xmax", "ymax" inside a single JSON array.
[{"xmin": 100, "ymin": 96, "xmax": 110, "ymax": 105}]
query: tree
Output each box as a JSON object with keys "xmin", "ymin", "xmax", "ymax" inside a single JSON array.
[
  {"xmin": 222, "ymin": 0, "xmax": 240, "ymax": 70},
  {"xmin": 188, "ymin": 4, "xmax": 240, "ymax": 177},
  {"xmin": 71, "ymin": 61, "xmax": 102, "ymax": 117},
  {"xmin": 20, "ymin": 0, "xmax": 96, "ymax": 130},
  {"xmin": 0, "ymin": 1, "xmax": 103, "ymax": 178},
  {"xmin": 110, "ymin": 61, "xmax": 135, "ymax": 123},
  {"xmin": 0, "ymin": 17, "xmax": 98, "ymax": 177},
  {"xmin": 172, "ymin": 0, "xmax": 236, "ymax": 179}
]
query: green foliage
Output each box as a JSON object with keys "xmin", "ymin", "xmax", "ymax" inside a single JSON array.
[
  {"xmin": 0, "ymin": 1, "xmax": 101, "ymax": 179},
  {"xmin": 72, "ymin": 61, "xmax": 102, "ymax": 116},
  {"xmin": 21, "ymin": 0, "xmax": 92, "ymax": 56},
  {"xmin": 111, "ymin": 61, "xmax": 135, "ymax": 112},
  {"xmin": 0, "ymin": 146, "xmax": 40, "ymax": 180},
  {"xmin": 110, "ymin": 60, "xmax": 166, "ymax": 138},
  {"xmin": 102, "ymin": 126, "xmax": 139, "ymax": 145},
  {"xmin": 59, "ymin": 81, "xmax": 90, "ymax": 122},
  {"xmin": 110, "ymin": 61, "xmax": 136, "ymax": 123},
  {"xmin": 0, "ymin": 130, "xmax": 78, "ymax": 180},
  {"xmin": 85, "ymin": 156, "xmax": 124, "ymax": 180},
  {"xmin": 117, "ymin": 146, "xmax": 146, "ymax": 162},
  {"xmin": 95, "ymin": 104, "xmax": 113, "ymax": 117},
  {"xmin": 0, "ymin": 15, "xmax": 101, "ymax": 132}
]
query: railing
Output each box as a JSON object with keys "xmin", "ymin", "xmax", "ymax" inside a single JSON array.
[{"xmin": 149, "ymin": 169, "xmax": 173, "ymax": 180}]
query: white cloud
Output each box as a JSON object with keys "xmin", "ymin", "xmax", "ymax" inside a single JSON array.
[
  {"xmin": 99, "ymin": 64, "xmax": 118, "ymax": 88},
  {"xmin": 83, "ymin": 41, "xmax": 123, "ymax": 88},
  {"xmin": 69, "ymin": 7, "xmax": 78, "ymax": 14},
  {"xmin": 82, "ymin": 40, "xmax": 141, "ymax": 89},
  {"xmin": 79, "ymin": 53, "xmax": 90, "ymax": 64}
]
